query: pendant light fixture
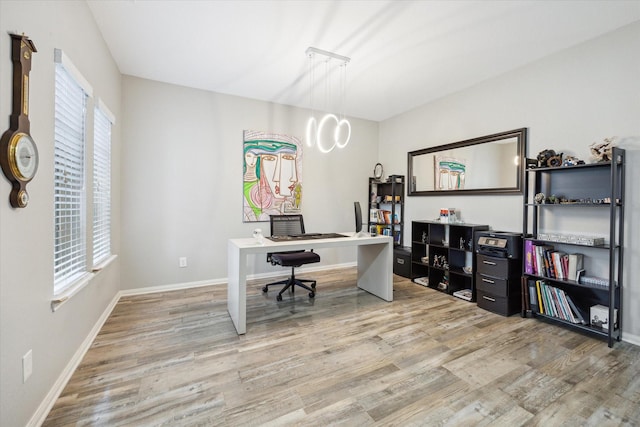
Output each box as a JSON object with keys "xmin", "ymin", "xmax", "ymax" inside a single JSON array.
[{"xmin": 305, "ymin": 47, "xmax": 351, "ymax": 153}]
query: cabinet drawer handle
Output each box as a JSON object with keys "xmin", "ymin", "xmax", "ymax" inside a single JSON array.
[
  {"xmin": 482, "ymin": 278, "xmax": 495, "ymax": 284},
  {"xmin": 482, "ymin": 296, "xmax": 496, "ymax": 302},
  {"xmin": 482, "ymin": 260, "xmax": 497, "ymax": 266},
  {"xmin": 396, "ymin": 258, "xmax": 404, "ymax": 265}
]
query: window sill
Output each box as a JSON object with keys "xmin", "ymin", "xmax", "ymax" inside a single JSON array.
[
  {"xmin": 51, "ymin": 254, "xmax": 118, "ymax": 312},
  {"xmin": 92, "ymin": 254, "xmax": 118, "ymax": 272}
]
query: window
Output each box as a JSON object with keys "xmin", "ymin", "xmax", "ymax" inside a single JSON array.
[
  {"xmin": 53, "ymin": 50, "xmax": 92, "ymax": 294},
  {"xmin": 92, "ymin": 102, "xmax": 113, "ymax": 267}
]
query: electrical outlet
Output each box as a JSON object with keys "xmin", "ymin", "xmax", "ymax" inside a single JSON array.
[
  {"xmin": 179, "ymin": 257, "xmax": 187, "ymax": 268},
  {"xmin": 23, "ymin": 350, "xmax": 33, "ymax": 383}
]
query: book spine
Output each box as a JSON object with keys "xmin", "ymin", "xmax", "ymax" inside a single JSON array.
[
  {"xmin": 536, "ymin": 280, "xmax": 544, "ymax": 314},
  {"xmin": 543, "ymin": 250, "xmax": 553, "ymax": 278},
  {"xmin": 525, "ymin": 240, "xmax": 533, "ymax": 274},
  {"xmin": 528, "ymin": 281, "xmax": 538, "ymax": 313},
  {"xmin": 557, "ymin": 288, "xmax": 577, "ymax": 323},
  {"xmin": 561, "ymin": 254, "xmax": 569, "ymax": 280},
  {"xmin": 565, "ymin": 294, "xmax": 586, "ymax": 324},
  {"xmin": 540, "ymin": 281, "xmax": 553, "ymax": 316}
]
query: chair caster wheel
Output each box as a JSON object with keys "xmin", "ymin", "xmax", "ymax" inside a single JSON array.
[
  {"xmin": 276, "ymin": 294, "xmax": 283, "ymax": 301},
  {"xmin": 311, "ymin": 283, "xmax": 316, "ymax": 289},
  {"xmin": 309, "ymin": 292, "xmax": 315, "ymax": 298},
  {"xmin": 262, "ymin": 286, "xmax": 268, "ymax": 293}
]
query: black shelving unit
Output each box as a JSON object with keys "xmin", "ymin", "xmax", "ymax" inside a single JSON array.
[
  {"xmin": 411, "ymin": 220, "xmax": 488, "ymax": 300},
  {"xmin": 522, "ymin": 147, "xmax": 625, "ymax": 347},
  {"xmin": 368, "ymin": 175, "xmax": 404, "ymax": 246}
]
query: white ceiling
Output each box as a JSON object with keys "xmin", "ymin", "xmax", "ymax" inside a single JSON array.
[{"xmin": 87, "ymin": 0, "xmax": 640, "ymax": 122}]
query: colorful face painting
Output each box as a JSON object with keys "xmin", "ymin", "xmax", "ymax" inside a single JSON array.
[
  {"xmin": 243, "ymin": 130, "xmax": 303, "ymax": 222},
  {"xmin": 435, "ymin": 155, "xmax": 466, "ymax": 190}
]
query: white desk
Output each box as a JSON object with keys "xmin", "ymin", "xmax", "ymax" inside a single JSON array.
[{"xmin": 227, "ymin": 233, "xmax": 393, "ymax": 334}]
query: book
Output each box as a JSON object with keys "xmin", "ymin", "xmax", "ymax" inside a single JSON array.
[
  {"xmin": 553, "ymin": 288, "xmax": 575, "ymax": 323},
  {"xmin": 557, "ymin": 289, "xmax": 578, "ymax": 324},
  {"xmin": 552, "ymin": 251, "xmax": 565, "ymax": 280},
  {"xmin": 536, "ymin": 280, "xmax": 544, "ymax": 314},
  {"xmin": 540, "ymin": 281, "xmax": 554, "ymax": 316},
  {"xmin": 535, "ymin": 244, "xmax": 554, "ymax": 277},
  {"xmin": 369, "ymin": 209, "xmax": 378, "ymax": 223},
  {"xmin": 383, "ymin": 210, "xmax": 392, "ymax": 224},
  {"xmin": 561, "ymin": 254, "xmax": 569, "ymax": 279},
  {"xmin": 565, "ymin": 294, "xmax": 587, "ymax": 324},
  {"xmin": 568, "ymin": 253, "xmax": 584, "ymax": 281},
  {"xmin": 524, "ymin": 240, "xmax": 534, "ymax": 274},
  {"xmin": 528, "ymin": 280, "xmax": 538, "ymax": 313}
]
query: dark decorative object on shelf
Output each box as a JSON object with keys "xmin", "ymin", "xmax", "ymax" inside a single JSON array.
[
  {"xmin": 373, "ymin": 162, "xmax": 384, "ymax": 179},
  {"xmin": 536, "ymin": 149, "xmax": 558, "ymax": 168}
]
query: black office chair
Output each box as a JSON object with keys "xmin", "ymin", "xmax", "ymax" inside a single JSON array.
[{"xmin": 262, "ymin": 214, "xmax": 321, "ymax": 301}]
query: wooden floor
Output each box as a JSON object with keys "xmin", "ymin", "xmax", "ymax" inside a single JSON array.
[{"xmin": 43, "ymin": 268, "xmax": 640, "ymax": 426}]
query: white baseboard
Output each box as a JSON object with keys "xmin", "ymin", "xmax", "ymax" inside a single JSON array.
[
  {"xmin": 119, "ymin": 278, "xmax": 227, "ymax": 297},
  {"xmin": 623, "ymin": 332, "xmax": 640, "ymax": 347},
  {"xmin": 29, "ymin": 291, "xmax": 121, "ymax": 427}
]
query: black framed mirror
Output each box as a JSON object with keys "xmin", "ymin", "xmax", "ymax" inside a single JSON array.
[{"xmin": 407, "ymin": 128, "xmax": 527, "ymax": 196}]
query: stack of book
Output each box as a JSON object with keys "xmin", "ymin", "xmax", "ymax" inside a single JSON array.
[
  {"xmin": 369, "ymin": 209, "xmax": 392, "ymax": 224},
  {"xmin": 529, "ymin": 280, "xmax": 586, "ymax": 324},
  {"xmin": 524, "ymin": 241, "xmax": 583, "ymax": 281}
]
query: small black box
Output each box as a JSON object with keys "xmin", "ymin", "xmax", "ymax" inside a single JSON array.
[{"xmin": 393, "ymin": 246, "xmax": 411, "ymax": 278}]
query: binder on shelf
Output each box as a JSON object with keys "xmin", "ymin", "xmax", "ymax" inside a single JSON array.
[
  {"xmin": 528, "ymin": 281, "xmax": 538, "ymax": 313},
  {"xmin": 568, "ymin": 253, "xmax": 584, "ymax": 281}
]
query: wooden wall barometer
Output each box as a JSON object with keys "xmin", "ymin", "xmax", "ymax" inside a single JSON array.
[{"xmin": 0, "ymin": 33, "xmax": 38, "ymax": 208}]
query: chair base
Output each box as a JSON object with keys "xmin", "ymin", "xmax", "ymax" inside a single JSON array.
[{"xmin": 262, "ymin": 268, "xmax": 316, "ymax": 301}]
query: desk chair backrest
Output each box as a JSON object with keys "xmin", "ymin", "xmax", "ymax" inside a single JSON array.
[{"xmin": 270, "ymin": 214, "xmax": 305, "ymax": 236}]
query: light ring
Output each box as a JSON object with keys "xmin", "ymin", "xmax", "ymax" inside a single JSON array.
[
  {"xmin": 305, "ymin": 117, "xmax": 317, "ymax": 148},
  {"xmin": 334, "ymin": 119, "xmax": 351, "ymax": 149},
  {"xmin": 316, "ymin": 114, "xmax": 338, "ymax": 153}
]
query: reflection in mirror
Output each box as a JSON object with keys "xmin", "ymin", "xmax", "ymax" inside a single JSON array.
[{"xmin": 408, "ymin": 128, "xmax": 527, "ymax": 196}]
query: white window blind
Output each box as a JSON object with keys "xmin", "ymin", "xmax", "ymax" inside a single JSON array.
[
  {"xmin": 54, "ymin": 61, "xmax": 88, "ymax": 292},
  {"xmin": 92, "ymin": 105, "xmax": 112, "ymax": 266}
]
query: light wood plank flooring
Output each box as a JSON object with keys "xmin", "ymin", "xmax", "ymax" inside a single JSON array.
[{"xmin": 43, "ymin": 268, "xmax": 640, "ymax": 426}]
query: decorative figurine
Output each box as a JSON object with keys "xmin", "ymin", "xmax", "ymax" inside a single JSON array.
[
  {"xmin": 590, "ymin": 137, "xmax": 616, "ymax": 163},
  {"xmin": 547, "ymin": 153, "xmax": 563, "ymax": 167},
  {"xmin": 534, "ymin": 192, "xmax": 545, "ymax": 204},
  {"xmin": 537, "ymin": 149, "xmax": 558, "ymax": 168},
  {"xmin": 547, "ymin": 194, "xmax": 560, "ymax": 204},
  {"xmin": 562, "ymin": 155, "xmax": 585, "ymax": 166}
]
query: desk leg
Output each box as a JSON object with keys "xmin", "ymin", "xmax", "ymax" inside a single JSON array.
[
  {"xmin": 356, "ymin": 241, "xmax": 393, "ymax": 301},
  {"xmin": 227, "ymin": 242, "xmax": 247, "ymax": 334}
]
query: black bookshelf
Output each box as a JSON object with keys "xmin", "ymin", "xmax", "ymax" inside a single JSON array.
[
  {"xmin": 368, "ymin": 175, "xmax": 404, "ymax": 247},
  {"xmin": 522, "ymin": 148, "xmax": 625, "ymax": 347}
]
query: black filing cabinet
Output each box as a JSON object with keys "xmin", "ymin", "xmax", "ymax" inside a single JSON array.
[
  {"xmin": 476, "ymin": 255, "xmax": 521, "ymax": 316},
  {"xmin": 393, "ymin": 246, "xmax": 411, "ymax": 278},
  {"xmin": 475, "ymin": 230, "xmax": 523, "ymax": 316}
]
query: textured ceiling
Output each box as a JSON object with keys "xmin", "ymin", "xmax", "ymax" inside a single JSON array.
[{"xmin": 87, "ymin": 0, "xmax": 640, "ymax": 121}]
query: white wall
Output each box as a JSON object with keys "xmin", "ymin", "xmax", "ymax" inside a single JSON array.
[
  {"xmin": 0, "ymin": 1, "xmax": 122, "ymax": 426},
  {"xmin": 380, "ymin": 22, "xmax": 640, "ymax": 342},
  {"xmin": 120, "ymin": 76, "xmax": 379, "ymax": 290}
]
